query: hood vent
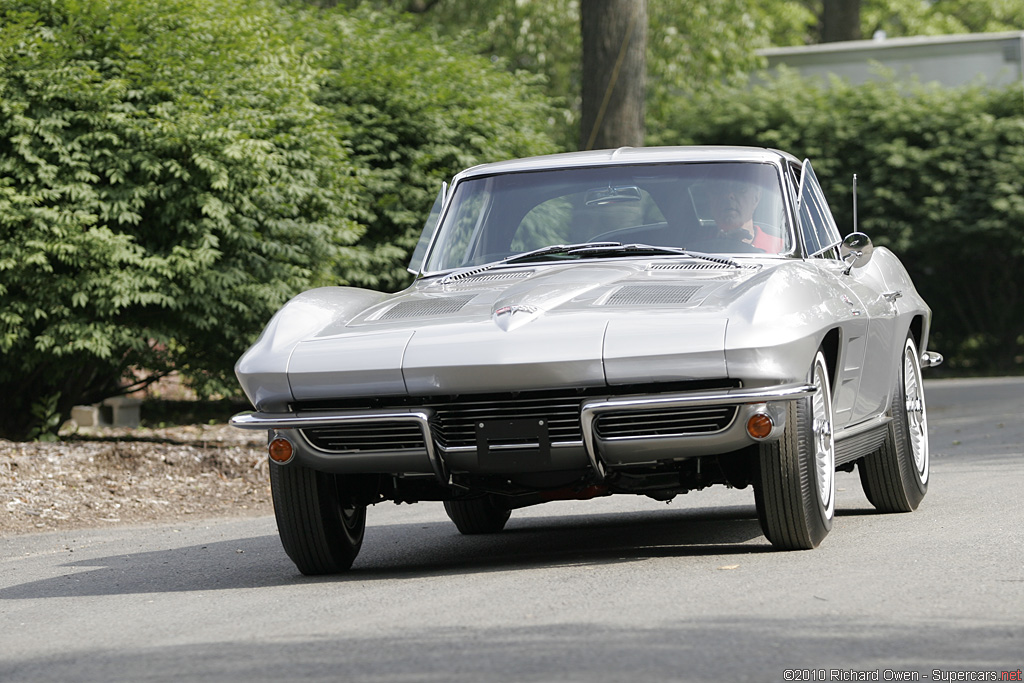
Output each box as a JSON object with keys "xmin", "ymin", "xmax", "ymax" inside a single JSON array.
[
  {"xmin": 378, "ymin": 294, "xmax": 475, "ymax": 320},
  {"xmin": 440, "ymin": 270, "xmax": 533, "ymax": 288},
  {"xmin": 648, "ymin": 262, "xmax": 759, "ymax": 272},
  {"xmin": 601, "ymin": 284, "xmax": 702, "ymax": 306}
]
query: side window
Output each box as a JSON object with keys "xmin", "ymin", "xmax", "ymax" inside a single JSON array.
[
  {"xmin": 797, "ymin": 160, "xmax": 841, "ymax": 258},
  {"xmin": 407, "ymin": 182, "xmax": 446, "ymax": 273}
]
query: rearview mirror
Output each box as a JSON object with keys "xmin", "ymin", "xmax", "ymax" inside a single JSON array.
[
  {"xmin": 584, "ymin": 185, "xmax": 642, "ymax": 206},
  {"xmin": 840, "ymin": 232, "xmax": 873, "ymax": 274}
]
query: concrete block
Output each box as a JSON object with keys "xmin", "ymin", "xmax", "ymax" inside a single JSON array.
[
  {"xmin": 102, "ymin": 396, "xmax": 142, "ymax": 428},
  {"xmin": 71, "ymin": 405, "xmax": 101, "ymax": 427}
]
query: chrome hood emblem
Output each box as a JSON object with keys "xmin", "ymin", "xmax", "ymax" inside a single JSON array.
[{"xmin": 492, "ymin": 304, "xmax": 540, "ymax": 332}]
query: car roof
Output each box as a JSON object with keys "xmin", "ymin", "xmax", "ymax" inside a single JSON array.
[{"xmin": 453, "ymin": 146, "xmax": 798, "ymax": 182}]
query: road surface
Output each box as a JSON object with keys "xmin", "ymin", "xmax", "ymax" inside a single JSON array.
[{"xmin": 2, "ymin": 378, "xmax": 1022, "ymax": 682}]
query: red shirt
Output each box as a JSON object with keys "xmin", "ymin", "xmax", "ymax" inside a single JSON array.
[{"xmin": 751, "ymin": 225, "xmax": 783, "ymax": 253}]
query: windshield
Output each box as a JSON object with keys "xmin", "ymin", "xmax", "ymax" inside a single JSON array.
[{"xmin": 423, "ymin": 162, "xmax": 792, "ymax": 272}]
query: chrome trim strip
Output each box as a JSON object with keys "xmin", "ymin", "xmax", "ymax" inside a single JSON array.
[
  {"xmin": 230, "ymin": 409, "xmax": 446, "ymax": 483},
  {"xmin": 579, "ymin": 383, "xmax": 817, "ymax": 480},
  {"xmin": 833, "ymin": 414, "xmax": 892, "ymax": 443},
  {"xmin": 441, "ymin": 442, "xmax": 584, "ymax": 454}
]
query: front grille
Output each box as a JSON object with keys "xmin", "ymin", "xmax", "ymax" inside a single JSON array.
[
  {"xmin": 292, "ymin": 380, "xmax": 739, "ymax": 454},
  {"xmin": 301, "ymin": 421, "xmax": 427, "ymax": 453},
  {"xmin": 595, "ymin": 405, "xmax": 736, "ymax": 439},
  {"xmin": 428, "ymin": 395, "xmax": 585, "ymax": 449}
]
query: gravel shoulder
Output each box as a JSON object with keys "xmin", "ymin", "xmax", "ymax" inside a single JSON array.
[{"xmin": 1, "ymin": 424, "xmax": 272, "ymax": 536}]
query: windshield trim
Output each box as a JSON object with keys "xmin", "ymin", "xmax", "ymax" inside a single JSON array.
[{"xmin": 419, "ymin": 159, "xmax": 795, "ymax": 276}]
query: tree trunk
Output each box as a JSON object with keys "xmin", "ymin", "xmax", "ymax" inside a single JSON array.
[
  {"xmin": 580, "ymin": 0, "xmax": 646, "ymax": 151},
  {"xmin": 821, "ymin": 0, "xmax": 861, "ymax": 43}
]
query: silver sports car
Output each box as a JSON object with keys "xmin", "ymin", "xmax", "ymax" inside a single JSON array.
[{"xmin": 232, "ymin": 146, "xmax": 942, "ymax": 575}]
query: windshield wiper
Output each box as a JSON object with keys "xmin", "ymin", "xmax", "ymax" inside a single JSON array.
[
  {"xmin": 436, "ymin": 242, "xmax": 621, "ymax": 284},
  {"xmin": 435, "ymin": 241, "xmax": 739, "ymax": 285},
  {"xmin": 566, "ymin": 243, "xmax": 741, "ymax": 269}
]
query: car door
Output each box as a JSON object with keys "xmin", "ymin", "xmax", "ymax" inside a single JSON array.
[{"xmin": 796, "ymin": 161, "xmax": 894, "ymax": 428}]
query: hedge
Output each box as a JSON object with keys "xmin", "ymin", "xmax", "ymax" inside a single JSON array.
[{"xmin": 651, "ymin": 74, "xmax": 1024, "ymax": 374}]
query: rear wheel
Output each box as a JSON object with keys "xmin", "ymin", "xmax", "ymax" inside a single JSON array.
[
  {"xmin": 859, "ymin": 334, "xmax": 929, "ymax": 512},
  {"xmin": 754, "ymin": 350, "xmax": 835, "ymax": 549},
  {"xmin": 443, "ymin": 496, "xmax": 511, "ymax": 534},
  {"xmin": 270, "ymin": 463, "xmax": 366, "ymax": 575}
]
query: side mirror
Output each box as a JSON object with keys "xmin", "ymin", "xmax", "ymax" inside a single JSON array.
[
  {"xmin": 407, "ymin": 182, "xmax": 447, "ymax": 275},
  {"xmin": 840, "ymin": 232, "xmax": 873, "ymax": 274}
]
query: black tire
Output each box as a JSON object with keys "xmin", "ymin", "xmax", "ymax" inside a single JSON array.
[
  {"xmin": 270, "ymin": 462, "xmax": 366, "ymax": 575},
  {"xmin": 859, "ymin": 335, "xmax": 929, "ymax": 512},
  {"xmin": 443, "ymin": 496, "xmax": 511, "ymax": 534},
  {"xmin": 754, "ymin": 350, "xmax": 835, "ymax": 549}
]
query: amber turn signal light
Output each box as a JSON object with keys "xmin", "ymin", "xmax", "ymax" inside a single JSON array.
[
  {"xmin": 746, "ymin": 413, "xmax": 775, "ymax": 440},
  {"xmin": 268, "ymin": 437, "xmax": 295, "ymax": 464}
]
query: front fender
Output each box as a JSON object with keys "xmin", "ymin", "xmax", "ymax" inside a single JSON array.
[
  {"xmin": 722, "ymin": 262, "xmax": 854, "ymax": 385},
  {"xmin": 235, "ymin": 287, "xmax": 389, "ymax": 411}
]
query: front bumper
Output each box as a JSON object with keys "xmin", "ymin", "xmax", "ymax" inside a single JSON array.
[{"xmin": 231, "ymin": 383, "xmax": 816, "ymax": 480}]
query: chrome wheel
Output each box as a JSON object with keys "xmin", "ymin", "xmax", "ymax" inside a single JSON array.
[
  {"xmin": 811, "ymin": 352, "xmax": 836, "ymax": 519},
  {"xmin": 859, "ymin": 334, "xmax": 930, "ymax": 512},
  {"xmin": 903, "ymin": 339, "xmax": 929, "ymax": 483}
]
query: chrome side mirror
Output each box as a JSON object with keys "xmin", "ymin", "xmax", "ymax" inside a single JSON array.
[{"xmin": 840, "ymin": 232, "xmax": 873, "ymax": 274}]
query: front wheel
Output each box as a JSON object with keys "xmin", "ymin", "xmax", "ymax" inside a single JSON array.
[
  {"xmin": 270, "ymin": 463, "xmax": 366, "ymax": 575},
  {"xmin": 754, "ymin": 350, "xmax": 835, "ymax": 549},
  {"xmin": 859, "ymin": 334, "xmax": 929, "ymax": 512}
]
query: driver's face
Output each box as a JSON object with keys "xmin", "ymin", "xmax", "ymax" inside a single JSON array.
[{"xmin": 709, "ymin": 181, "xmax": 761, "ymax": 231}]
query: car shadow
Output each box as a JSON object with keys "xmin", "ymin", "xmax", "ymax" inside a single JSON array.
[
  {"xmin": 0, "ymin": 503, "xmax": 778, "ymax": 599},
  {"xmin": 353, "ymin": 503, "xmax": 773, "ymax": 580}
]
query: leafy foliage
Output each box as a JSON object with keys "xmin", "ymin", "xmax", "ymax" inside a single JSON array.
[
  {"xmin": 335, "ymin": 0, "xmax": 814, "ymax": 148},
  {"xmin": 0, "ymin": 0, "xmax": 558, "ymax": 439},
  {"xmin": 861, "ymin": 0, "xmax": 1024, "ymax": 38},
  {"xmin": 304, "ymin": 7, "xmax": 558, "ymax": 292},
  {"xmin": 0, "ymin": 0, "xmax": 359, "ymax": 439},
  {"xmin": 653, "ymin": 74, "xmax": 1024, "ymax": 373}
]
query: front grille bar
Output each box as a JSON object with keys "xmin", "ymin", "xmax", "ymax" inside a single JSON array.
[{"xmin": 579, "ymin": 383, "xmax": 816, "ymax": 479}]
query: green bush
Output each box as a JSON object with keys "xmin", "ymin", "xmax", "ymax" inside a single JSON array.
[
  {"xmin": 651, "ymin": 74, "xmax": 1024, "ymax": 374},
  {"xmin": 0, "ymin": 1, "xmax": 560, "ymax": 440},
  {"xmin": 307, "ymin": 7, "xmax": 558, "ymax": 292},
  {"xmin": 0, "ymin": 0, "xmax": 359, "ymax": 440}
]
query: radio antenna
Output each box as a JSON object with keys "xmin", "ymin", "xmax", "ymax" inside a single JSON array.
[{"xmin": 853, "ymin": 174, "xmax": 858, "ymax": 232}]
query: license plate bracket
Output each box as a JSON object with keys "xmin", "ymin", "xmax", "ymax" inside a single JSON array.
[{"xmin": 474, "ymin": 418, "xmax": 551, "ymax": 472}]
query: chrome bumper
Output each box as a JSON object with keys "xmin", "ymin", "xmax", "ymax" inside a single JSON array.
[{"xmin": 231, "ymin": 382, "xmax": 817, "ymax": 481}]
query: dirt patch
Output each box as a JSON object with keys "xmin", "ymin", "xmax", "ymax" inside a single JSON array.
[{"xmin": 1, "ymin": 424, "xmax": 272, "ymax": 536}]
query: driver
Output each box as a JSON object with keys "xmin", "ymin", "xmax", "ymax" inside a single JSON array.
[{"xmin": 708, "ymin": 177, "xmax": 783, "ymax": 253}]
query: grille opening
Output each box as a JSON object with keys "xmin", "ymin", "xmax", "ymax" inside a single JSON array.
[
  {"xmin": 294, "ymin": 380, "xmax": 740, "ymax": 453},
  {"xmin": 301, "ymin": 421, "xmax": 427, "ymax": 453},
  {"xmin": 595, "ymin": 406, "xmax": 736, "ymax": 439}
]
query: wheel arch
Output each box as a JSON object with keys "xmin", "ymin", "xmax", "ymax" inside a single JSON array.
[
  {"xmin": 908, "ymin": 315, "xmax": 925, "ymax": 349},
  {"xmin": 819, "ymin": 327, "xmax": 842, "ymax": 392}
]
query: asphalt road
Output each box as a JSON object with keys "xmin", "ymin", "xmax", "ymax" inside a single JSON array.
[{"xmin": 2, "ymin": 378, "xmax": 1022, "ymax": 682}]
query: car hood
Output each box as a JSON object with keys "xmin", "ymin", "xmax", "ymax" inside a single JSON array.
[{"xmin": 236, "ymin": 259, "xmax": 777, "ymax": 409}]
